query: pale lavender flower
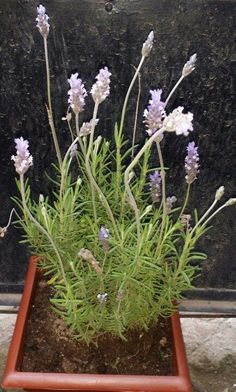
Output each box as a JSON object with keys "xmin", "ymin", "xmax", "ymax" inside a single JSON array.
[
  {"xmin": 185, "ymin": 142, "xmax": 199, "ymax": 184},
  {"xmin": 149, "ymin": 171, "xmax": 162, "ymax": 203},
  {"xmin": 142, "ymin": 31, "xmax": 154, "ymax": 57},
  {"xmin": 163, "ymin": 107, "xmax": 193, "ymax": 136},
  {"xmin": 143, "ymin": 89, "xmax": 165, "ymax": 136},
  {"xmin": 99, "ymin": 226, "xmax": 110, "ymax": 251},
  {"xmin": 182, "ymin": 54, "xmax": 197, "ymax": 78},
  {"xmin": 79, "ymin": 118, "xmax": 99, "ymax": 137},
  {"xmin": 36, "ymin": 4, "xmax": 50, "ymax": 38},
  {"xmin": 91, "ymin": 67, "xmax": 111, "ymax": 104},
  {"xmin": 165, "ymin": 196, "xmax": 177, "ymax": 214},
  {"xmin": 11, "ymin": 137, "xmax": 33, "ymax": 175},
  {"xmin": 97, "ymin": 293, "xmax": 108, "ymax": 304},
  {"xmin": 68, "ymin": 73, "xmax": 87, "ymax": 114}
]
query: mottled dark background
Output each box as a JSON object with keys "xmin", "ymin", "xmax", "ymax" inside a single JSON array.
[{"xmin": 0, "ymin": 0, "xmax": 235, "ymax": 295}]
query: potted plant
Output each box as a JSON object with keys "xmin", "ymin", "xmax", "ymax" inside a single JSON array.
[{"xmin": 1, "ymin": 4, "xmax": 235, "ymax": 392}]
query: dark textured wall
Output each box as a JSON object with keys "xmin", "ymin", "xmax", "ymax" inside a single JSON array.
[{"xmin": 0, "ymin": 0, "xmax": 235, "ymax": 292}]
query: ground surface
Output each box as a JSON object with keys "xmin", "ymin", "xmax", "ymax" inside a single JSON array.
[{"xmin": 1, "ymin": 314, "xmax": 236, "ymax": 392}]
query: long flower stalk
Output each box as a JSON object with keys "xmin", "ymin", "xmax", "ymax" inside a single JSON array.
[
  {"xmin": 154, "ymin": 140, "xmax": 167, "ymax": 259},
  {"xmin": 179, "ymin": 183, "xmax": 191, "ymax": 217},
  {"xmin": 43, "ymin": 37, "xmax": 62, "ymax": 167},
  {"xmin": 164, "ymin": 75, "xmax": 185, "ymax": 107},
  {"xmin": 131, "ymin": 69, "xmax": 141, "ymax": 158},
  {"xmin": 75, "ymin": 113, "xmax": 86, "ymax": 157},
  {"xmin": 85, "ymin": 102, "xmax": 99, "ymax": 225},
  {"xmin": 119, "ymin": 56, "xmax": 145, "ymax": 137}
]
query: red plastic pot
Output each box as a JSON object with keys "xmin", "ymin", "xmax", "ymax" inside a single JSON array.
[{"xmin": 2, "ymin": 256, "xmax": 192, "ymax": 392}]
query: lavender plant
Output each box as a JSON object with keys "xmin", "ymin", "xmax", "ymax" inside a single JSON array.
[{"xmin": 4, "ymin": 5, "xmax": 236, "ymax": 343}]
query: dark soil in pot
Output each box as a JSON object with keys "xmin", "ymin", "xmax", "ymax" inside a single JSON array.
[{"xmin": 21, "ymin": 276, "xmax": 173, "ymax": 375}]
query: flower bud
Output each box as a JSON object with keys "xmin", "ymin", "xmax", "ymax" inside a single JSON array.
[
  {"xmin": 142, "ymin": 31, "xmax": 154, "ymax": 57},
  {"xmin": 39, "ymin": 194, "xmax": 44, "ymax": 203},
  {"xmin": 215, "ymin": 186, "xmax": 225, "ymax": 201},
  {"xmin": 145, "ymin": 205, "xmax": 153, "ymax": 214},
  {"xmin": 76, "ymin": 177, "xmax": 82, "ymax": 186},
  {"xmin": 94, "ymin": 135, "xmax": 102, "ymax": 155},
  {"xmin": 225, "ymin": 198, "xmax": 236, "ymax": 207},
  {"xmin": 182, "ymin": 53, "xmax": 197, "ymax": 77}
]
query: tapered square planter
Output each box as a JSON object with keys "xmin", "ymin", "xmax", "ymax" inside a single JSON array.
[{"xmin": 2, "ymin": 256, "xmax": 192, "ymax": 392}]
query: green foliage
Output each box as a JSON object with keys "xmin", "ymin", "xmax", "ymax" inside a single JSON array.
[{"xmin": 16, "ymin": 128, "xmax": 207, "ymax": 344}]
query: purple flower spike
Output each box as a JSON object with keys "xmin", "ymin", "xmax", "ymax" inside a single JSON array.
[
  {"xmin": 99, "ymin": 226, "xmax": 110, "ymax": 251},
  {"xmin": 185, "ymin": 141, "xmax": 199, "ymax": 184},
  {"xmin": 143, "ymin": 90, "xmax": 165, "ymax": 136},
  {"xmin": 36, "ymin": 4, "xmax": 50, "ymax": 38},
  {"xmin": 11, "ymin": 137, "xmax": 33, "ymax": 175},
  {"xmin": 68, "ymin": 73, "xmax": 87, "ymax": 115},
  {"xmin": 91, "ymin": 67, "xmax": 111, "ymax": 104},
  {"xmin": 149, "ymin": 171, "xmax": 162, "ymax": 203}
]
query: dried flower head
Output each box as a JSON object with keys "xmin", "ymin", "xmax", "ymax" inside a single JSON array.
[
  {"xmin": 99, "ymin": 226, "xmax": 110, "ymax": 252},
  {"xmin": 80, "ymin": 119, "xmax": 99, "ymax": 137},
  {"xmin": 91, "ymin": 67, "xmax": 111, "ymax": 104},
  {"xmin": 0, "ymin": 227, "xmax": 7, "ymax": 238},
  {"xmin": 149, "ymin": 171, "xmax": 162, "ymax": 203},
  {"xmin": 143, "ymin": 89, "xmax": 165, "ymax": 136},
  {"xmin": 68, "ymin": 73, "xmax": 87, "ymax": 114},
  {"xmin": 166, "ymin": 196, "xmax": 177, "ymax": 214},
  {"xmin": 78, "ymin": 248, "xmax": 103, "ymax": 275},
  {"xmin": 36, "ymin": 4, "xmax": 50, "ymax": 38},
  {"xmin": 11, "ymin": 137, "xmax": 33, "ymax": 175},
  {"xmin": 142, "ymin": 31, "xmax": 154, "ymax": 57},
  {"xmin": 185, "ymin": 142, "xmax": 199, "ymax": 184},
  {"xmin": 163, "ymin": 107, "xmax": 193, "ymax": 136},
  {"xmin": 70, "ymin": 143, "xmax": 78, "ymax": 158},
  {"xmin": 180, "ymin": 214, "xmax": 192, "ymax": 231},
  {"xmin": 116, "ymin": 290, "xmax": 124, "ymax": 301},
  {"xmin": 182, "ymin": 53, "xmax": 197, "ymax": 78}
]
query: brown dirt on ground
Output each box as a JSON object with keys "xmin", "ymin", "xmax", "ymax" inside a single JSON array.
[{"xmin": 21, "ymin": 277, "xmax": 173, "ymax": 375}]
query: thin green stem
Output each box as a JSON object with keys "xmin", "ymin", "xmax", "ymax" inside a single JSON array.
[
  {"xmin": 191, "ymin": 199, "xmax": 218, "ymax": 233},
  {"xmin": 119, "ymin": 56, "xmax": 145, "ymax": 136},
  {"xmin": 198, "ymin": 204, "xmax": 226, "ymax": 228},
  {"xmin": 5, "ymin": 208, "xmax": 22, "ymax": 228},
  {"xmin": 20, "ymin": 174, "xmax": 66, "ymax": 283},
  {"xmin": 131, "ymin": 69, "xmax": 141, "ymax": 159},
  {"xmin": 87, "ymin": 101, "xmax": 99, "ymax": 161},
  {"xmin": 85, "ymin": 103, "xmax": 99, "ymax": 225},
  {"xmin": 155, "ymin": 141, "xmax": 167, "ymax": 259},
  {"xmin": 43, "ymin": 36, "xmax": 62, "ymax": 167},
  {"xmin": 165, "ymin": 75, "xmax": 185, "ymax": 107},
  {"xmin": 179, "ymin": 183, "xmax": 191, "ymax": 218},
  {"xmin": 75, "ymin": 113, "xmax": 86, "ymax": 157}
]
